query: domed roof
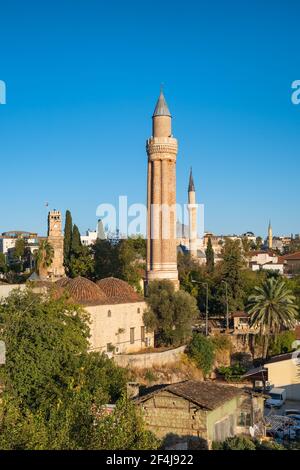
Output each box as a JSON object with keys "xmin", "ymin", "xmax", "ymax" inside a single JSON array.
[
  {"xmin": 64, "ymin": 276, "xmax": 108, "ymax": 305},
  {"xmin": 96, "ymin": 277, "xmax": 142, "ymax": 304},
  {"xmin": 55, "ymin": 277, "xmax": 71, "ymax": 287}
]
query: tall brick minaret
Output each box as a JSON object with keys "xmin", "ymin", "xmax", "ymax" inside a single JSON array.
[
  {"xmin": 146, "ymin": 90, "xmax": 179, "ymax": 289},
  {"xmin": 47, "ymin": 210, "xmax": 65, "ymax": 279}
]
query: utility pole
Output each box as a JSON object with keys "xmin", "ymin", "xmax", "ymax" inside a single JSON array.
[{"xmin": 192, "ymin": 279, "xmax": 209, "ymax": 336}]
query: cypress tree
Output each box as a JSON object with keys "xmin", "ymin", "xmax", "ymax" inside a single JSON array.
[
  {"xmin": 63, "ymin": 210, "xmax": 73, "ymax": 266},
  {"xmin": 205, "ymin": 237, "xmax": 215, "ymax": 273},
  {"xmin": 71, "ymin": 224, "xmax": 82, "ymax": 255}
]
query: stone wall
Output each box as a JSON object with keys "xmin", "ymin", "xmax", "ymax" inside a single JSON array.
[
  {"xmin": 0, "ymin": 284, "xmax": 26, "ymax": 299},
  {"xmin": 113, "ymin": 345, "xmax": 186, "ymax": 369},
  {"xmin": 138, "ymin": 390, "xmax": 208, "ymax": 449},
  {"xmin": 86, "ymin": 301, "xmax": 154, "ymax": 355}
]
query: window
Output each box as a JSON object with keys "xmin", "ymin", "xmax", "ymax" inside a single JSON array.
[
  {"xmin": 130, "ymin": 327, "xmax": 135, "ymax": 344},
  {"xmin": 107, "ymin": 310, "xmax": 111, "ymax": 317},
  {"xmin": 238, "ymin": 412, "xmax": 251, "ymax": 427},
  {"xmin": 141, "ymin": 326, "xmax": 145, "ymax": 342},
  {"xmin": 106, "ymin": 343, "xmax": 113, "ymax": 352},
  {"xmin": 137, "ymin": 308, "xmax": 141, "ymax": 314}
]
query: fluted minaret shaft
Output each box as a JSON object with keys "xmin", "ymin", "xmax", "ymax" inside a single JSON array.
[{"xmin": 146, "ymin": 91, "xmax": 179, "ymax": 289}]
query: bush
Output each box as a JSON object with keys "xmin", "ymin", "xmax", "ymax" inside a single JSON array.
[
  {"xmin": 217, "ymin": 363, "xmax": 246, "ymax": 382},
  {"xmin": 211, "ymin": 335, "xmax": 232, "ymax": 352},
  {"xmin": 187, "ymin": 333, "xmax": 215, "ymax": 377},
  {"xmin": 268, "ymin": 330, "xmax": 297, "ymax": 356},
  {"xmin": 212, "ymin": 436, "xmax": 256, "ymax": 450}
]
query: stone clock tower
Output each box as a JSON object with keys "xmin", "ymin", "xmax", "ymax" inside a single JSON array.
[
  {"xmin": 47, "ymin": 210, "xmax": 65, "ymax": 279},
  {"xmin": 146, "ymin": 90, "xmax": 179, "ymax": 289}
]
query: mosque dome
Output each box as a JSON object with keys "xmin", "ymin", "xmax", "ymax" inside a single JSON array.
[
  {"xmin": 64, "ymin": 276, "xmax": 108, "ymax": 305},
  {"xmin": 96, "ymin": 277, "xmax": 142, "ymax": 304}
]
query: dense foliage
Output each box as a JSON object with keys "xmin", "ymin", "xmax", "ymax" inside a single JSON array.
[
  {"xmin": 0, "ymin": 289, "xmax": 157, "ymax": 450},
  {"xmin": 187, "ymin": 333, "xmax": 215, "ymax": 376},
  {"xmin": 143, "ymin": 280, "xmax": 199, "ymax": 347}
]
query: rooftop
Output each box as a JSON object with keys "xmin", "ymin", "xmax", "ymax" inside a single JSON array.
[{"xmin": 136, "ymin": 380, "xmax": 242, "ymax": 410}]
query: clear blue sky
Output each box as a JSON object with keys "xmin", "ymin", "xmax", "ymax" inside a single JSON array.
[{"xmin": 1, "ymin": 0, "xmax": 299, "ymax": 237}]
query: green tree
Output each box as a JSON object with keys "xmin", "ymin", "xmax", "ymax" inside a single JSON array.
[
  {"xmin": 220, "ymin": 238, "xmax": 246, "ymax": 311},
  {"xmin": 255, "ymin": 236, "xmax": 263, "ymax": 250},
  {"xmin": 92, "ymin": 396, "xmax": 160, "ymax": 450},
  {"xmin": 241, "ymin": 236, "xmax": 252, "ymax": 255},
  {"xmin": 0, "ymin": 253, "xmax": 7, "ymax": 274},
  {"xmin": 187, "ymin": 333, "xmax": 215, "ymax": 377},
  {"xmin": 35, "ymin": 240, "xmax": 54, "ymax": 279},
  {"xmin": 71, "ymin": 224, "xmax": 82, "ymax": 255},
  {"xmin": 205, "ymin": 237, "xmax": 214, "ymax": 273},
  {"xmin": 143, "ymin": 280, "xmax": 199, "ymax": 346},
  {"xmin": 69, "ymin": 245, "xmax": 94, "ymax": 278},
  {"xmin": 268, "ymin": 330, "xmax": 297, "ymax": 356},
  {"xmin": 64, "ymin": 210, "xmax": 73, "ymax": 267},
  {"xmin": 247, "ymin": 277, "xmax": 298, "ymax": 358},
  {"xmin": 0, "ymin": 289, "xmax": 138, "ymax": 450},
  {"xmin": 92, "ymin": 236, "xmax": 146, "ymax": 291}
]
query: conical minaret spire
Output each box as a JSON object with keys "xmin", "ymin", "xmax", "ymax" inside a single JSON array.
[
  {"xmin": 152, "ymin": 89, "xmax": 171, "ymax": 117},
  {"xmin": 188, "ymin": 167, "xmax": 195, "ymax": 192}
]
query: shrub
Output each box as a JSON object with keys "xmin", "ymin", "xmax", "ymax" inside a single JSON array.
[
  {"xmin": 212, "ymin": 436, "xmax": 256, "ymax": 450},
  {"xmin": 187, "ymin": 333, "xmax": 215, "ymax": 376},
  {"xmin": 218, "ymin": 363, "xmax": 246, "ymax": 382}
]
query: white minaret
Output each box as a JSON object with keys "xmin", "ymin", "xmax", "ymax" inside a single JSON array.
[{"xmin": 188, "ymin": 168, "xmax": 197, "ymax": 258}]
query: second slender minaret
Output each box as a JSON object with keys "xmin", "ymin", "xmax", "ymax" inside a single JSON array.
[
  {"xmin": 146, "ymin": 90, "xmax": 179, "ymax": 289},
  {"xmin": 188, "ymin": 168, "xmax": 198, "ymax": 258},
  {"xmin": 268, "ymin": 220, "xmax": 273, "ymax": 249}
]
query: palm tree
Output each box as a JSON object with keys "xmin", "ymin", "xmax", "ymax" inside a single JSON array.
[
  {"xmin": 35, "ymin": 240, "xmax": 54, "ymax": 279},
  {"xmin": 247, "ymin": 277, "xmax": 298, "ymax": 359}
]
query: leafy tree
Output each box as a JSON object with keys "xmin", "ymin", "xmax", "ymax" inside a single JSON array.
[
  {"xmin": 220, "ymin": 238, "xmax": 246, "ymax": 312},
  {"xmin": 69, "ymin": 245, "xmax": 94, "ymax": 278},
  {"xmin": 241, "ymin": 236, "xmax": 252, "ymax": 254},
  {"xmin": 0, "ymin": 289, "xmax": 145, "ymax": 450},
  {"xmin": 92, "ymin": 396, "xmax": 160, "ymax": 450},
  {"xmin": 205, "ymin": 237, "xmax": 214, "ymax": 273},
  {"xmin": 255, "ymin": 236, "xmax": 263, "ymax": 250},
  {"xmin": 92, "ymin": 236, "xmax": 146, "ymax": 291},
  {"xmin": 0, "ymin": 253, "xmax": 7, "ymax": 274},
  {"xmin": 247, "ymin": 277, "xmax": 298, "ymax": 358},
  {"xmin": 268, "ymin": 330, "xmax": 297, "ymax": 356},
  {"xmin": 92, "ymin": 239, "xmax": 120, "ymax": 280},
  {"xmin": 64, "ymin": 210, "xmax": 73, "ymax": 267},
  {"xmin": 143, "ymin": 280, "xmax": 198, "ymax": 346},
  {"xmin": 35, "ymin": 240, "xmax": 54, "ymax": 278},
  {"xmin": 187, "ymin": 333, "xmax": 215, "ymax": 377},
  {"xmin": 71, "ymin": 224, "xmax": 82, "ymax": 255}
]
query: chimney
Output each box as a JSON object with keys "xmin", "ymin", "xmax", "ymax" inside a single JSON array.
[{"xmin": 126, "ymin": 382, "xmax": 140, "ymax": 399}]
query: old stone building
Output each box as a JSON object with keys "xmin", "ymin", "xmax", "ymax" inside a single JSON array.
[
  {"xmin": 135, "ymin": 380, "xmax": 265, "ymax": 449},
  {"xmin": 47, "ymin": 210, "xmax": 65, "ymax": 279},
  {"xmin": 146, "ymin": 90, "xmax": 179, "ymax": 289},
  {"xmin": 56, "ymin": 276, "xmax": 154, "ymax": 354}
]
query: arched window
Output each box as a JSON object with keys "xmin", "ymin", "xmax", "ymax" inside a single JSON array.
[{"xmin": 108, "ymin": 310, "xmax": 112, "ymax": 317}]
